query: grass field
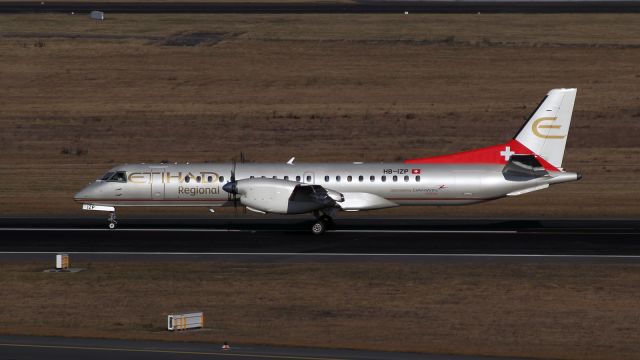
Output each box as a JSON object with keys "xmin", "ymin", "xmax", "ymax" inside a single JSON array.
[
  {"xmin": 0, "ymin": 260, "xmax": 639, "ymax": 360},
  {"xmin": 0, "ymin": 13, "xmax": 639, "ymax": 218}
]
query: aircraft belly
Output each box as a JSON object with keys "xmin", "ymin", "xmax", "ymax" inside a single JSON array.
[{"xmin": 91, "ymin": 200, "xmax": 230, "ymax": 207}]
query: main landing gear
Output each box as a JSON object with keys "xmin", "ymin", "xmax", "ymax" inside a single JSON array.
[
  {"xmin": 312, "ymin": 212, "xmax": 334, "ymax": 235},
  {"xmin": 108, "ymin": 212, "xmax": 117, "ymax": 229}
]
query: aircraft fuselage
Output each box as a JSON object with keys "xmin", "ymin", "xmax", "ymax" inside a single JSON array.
[{"xmin": 74, "ymin": 162, "xmax": 578, "ymax": 208}]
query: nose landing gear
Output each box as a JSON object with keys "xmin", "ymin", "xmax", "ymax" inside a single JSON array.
[
  {"xmin": 108, "ymin": 212, "xmax": 117, "ymax": 229},
  {"xmin": 81, "ymin": 204, "xmax": 117, "ymax": 229}
]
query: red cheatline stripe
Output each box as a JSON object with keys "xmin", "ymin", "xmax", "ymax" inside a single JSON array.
[
  {"xmin": 75, "ymin": 198, "xmax": 228, "ymax": 202},
  {"xmin": 76, "ymin": 197, "xmax": 490, "ymax": 202}
]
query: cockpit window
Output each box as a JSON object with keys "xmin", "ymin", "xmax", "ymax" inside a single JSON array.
[
  {"xmin": 102, "ymin": 171, "xmax": 127, "ymax": 183},
  {"xmin": 100, "ymin": 172, "xmax": 115, "ymax": 181}
]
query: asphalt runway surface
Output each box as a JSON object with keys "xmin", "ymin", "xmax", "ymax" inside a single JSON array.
[
  {"xmin": 2, "ymin": 1, "xmax": 640, "ymax": 14},
  {"xmin": 0, "ymin": 335, "xmax": 512, "ymax": 360},
  {"xmin": 1, "ymin": 217, "xmax": 639, "ymax": 258}
]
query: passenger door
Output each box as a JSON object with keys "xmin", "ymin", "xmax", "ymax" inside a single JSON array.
[{"xmin": 150, "ymin": 168, "xmax": 165, "ymax": 200}]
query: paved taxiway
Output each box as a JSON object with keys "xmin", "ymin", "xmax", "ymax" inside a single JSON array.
[
  {"xmin": 0, "ymin": 335, "xmax": 522, "ymax": 360},
  {"xmin": 2, "ymin": 1, "xmax": 640, "ymax": 14}
]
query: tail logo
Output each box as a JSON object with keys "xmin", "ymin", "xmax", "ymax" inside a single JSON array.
[{"xmin": 532, "ymin": 117, "xmax": 566, "ymax": 139}]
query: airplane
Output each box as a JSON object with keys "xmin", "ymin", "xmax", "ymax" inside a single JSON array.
[{"xmin": 74, "ymin": 88, "xmax": 581, "ymax": 234}]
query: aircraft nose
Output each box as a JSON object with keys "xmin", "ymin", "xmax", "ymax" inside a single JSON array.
[
  {"xmin": 74, "ymin": 188, "xmax": 89, "ymax": 202},
  {"xmin": 74, "ymin": 182, "xmax": 98, "ymax": 202}
]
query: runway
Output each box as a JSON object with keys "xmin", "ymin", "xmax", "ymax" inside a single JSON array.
[
  {"xmin": 0, "ymin": 335, "xmax": 506, "ymax": 360},
  {"xmin": 2, "ymin": 1, "xmax": 640, "ymax": 14},
  {"xmin": 1, "ymin": 217, "xmax": 638, "ymax": 256}
]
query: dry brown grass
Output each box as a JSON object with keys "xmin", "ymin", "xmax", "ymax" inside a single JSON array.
[
  {"xmin": 0, "ymin": 13, "xmax": 639, "ymax": 217},
  {"xmin": 0, "ymin": 260, "xmax": 639, "ymax": 360}
]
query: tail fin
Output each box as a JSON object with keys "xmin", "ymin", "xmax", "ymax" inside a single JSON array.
[
  {"xmin": 514, "ymin": 88, "xmax": 576, "ymax": 170},
  {"xmin": 405, "ymin": 88, "xmax": 576, "ymax": 172}
]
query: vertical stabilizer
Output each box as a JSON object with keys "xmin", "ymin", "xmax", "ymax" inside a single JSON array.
[{"xmin": 514, "ymin": 88, "xmax": 577, "ymax": 170}]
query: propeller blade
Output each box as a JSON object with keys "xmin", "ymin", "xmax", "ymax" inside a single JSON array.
[
  {"xmin": 234, "ymin": 194, "xmax": 238, "ymax": 216},
  {"xmin": 220, "ymin": 158, "xmax": 240, "ymax": 216}
]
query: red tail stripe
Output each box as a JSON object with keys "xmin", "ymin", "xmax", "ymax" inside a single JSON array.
[{"xmin": 404, "ymin": 139, "xmax": 559, "ymax": 171}]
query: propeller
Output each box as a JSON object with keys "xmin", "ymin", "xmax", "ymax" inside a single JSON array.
[
  {"xmin": 240, "ymin": 152, "xmax": 246, "ymax": 214},
  {"xmin": 222, "ymin": 158, "xmax": 239, "ymax": 215}
]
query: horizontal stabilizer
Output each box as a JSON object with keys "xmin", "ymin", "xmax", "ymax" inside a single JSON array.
[{"xmin": 507, "ymin": 184, "xmax": 549, "ymax": 196}]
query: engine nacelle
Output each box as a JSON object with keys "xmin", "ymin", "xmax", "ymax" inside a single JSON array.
[{"xmin": 235, "ymin": 178, "xmax": 341, "ymax": 214}]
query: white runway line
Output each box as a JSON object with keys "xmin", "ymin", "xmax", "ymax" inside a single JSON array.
[
  {"xmin": 0, "ymin": 342, "xmax": 345, "ymax": 360},
  {"xmin": 2, "ymin": 252, "xmax": 640, "ymax": 259},
  {"xmin": 331, "ymin": 230, "xmax": 518, "ymax": 234}
]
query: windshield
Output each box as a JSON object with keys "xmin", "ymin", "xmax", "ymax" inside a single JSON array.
[
  {"xmin": 100, "ymin": 171, "xmax": 127, "ymax": 182},
  {"xmin": 100, "ymin": 172, "xmax": 116, "ymax": 181}
]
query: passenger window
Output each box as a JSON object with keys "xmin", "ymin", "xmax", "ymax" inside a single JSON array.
[
  {"xmin": 370, "ymin": 175, "xmax": 375, "ymax": 182},
  {"xmin": 325, "ymin": 176, "xmax": 329, "ymax": 182},
  {"xmin": 393, "ymin": 175, "xmax": 398, "ymax": 182},
  {"xmin": 416, "ymin": 175, "xmax": 421, "ymax": 182},
  {"xmin": 220, "ymin": 176, "xmax": 224, "ymax": 182},
  {"xmin": 359, "ymin": 175, "xmax": 363, "ymax": 182},
  {"xmin": 196, "ymin": 176, "xmax": 201, "ymax": 183},
  {"xmin": 284, "ymin": 176, "xmax": 289, "ymax": 181},
  {"xmin": 347, "ymin": 176, "xmax": 352, "ymax": 182},
  {"xmin": 404, "ymin": 175, "xmax": 409, "ymax": 182},
  {"xmin": 273, "ymin": 176, "xmax": 277, "ymax": 179},
  {"xmin": 185, "ymin": 176, "xmax": 190, "ymax": 183},
  {"xmin": 207, "ymin": 176, "xmax": 213, "ymax": 183},
  {"xmin": 336, "ymin": 176, "xmax": 341, "ymax": 182},
  {"xmin": 261, "ymin": 176, "xmax": 266, "ymax": 178},
  {"xmin": 381, "ymin": 175, "xmax": 386, "ymax": 182},
  {"xmin": 296, "ymin": 176, "xmax": 301, "ymax": 182},
  {"xmin": 306, "ymin": 175, "xmax": 311, "ymax": 182},
  {"xmin": 250, "ymin": 176, "xmax": 255, "ymax": 179}
]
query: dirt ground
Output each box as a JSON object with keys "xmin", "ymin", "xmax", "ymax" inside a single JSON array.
[
  {"xmin": 0, "ymin": 260, "xmax": 638, "ymax": 360},
  {"xmin": 0, "ymin": 13, "xmax": 639, "ymax": 218}
]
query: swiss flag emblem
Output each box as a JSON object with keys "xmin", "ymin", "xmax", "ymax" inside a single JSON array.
[{"xmin": 411, "ymin": 169, "xmax": 421, "ymax": 174}]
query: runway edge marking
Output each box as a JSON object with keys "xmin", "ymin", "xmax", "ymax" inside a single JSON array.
[{"xmin": 0, "ymin": 342, "xmax": 352, "ymax": 360}]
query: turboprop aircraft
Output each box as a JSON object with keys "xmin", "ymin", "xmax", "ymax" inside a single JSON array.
[{"xmin": 75, "ymin": 88, "xmax": 581, "ymax": 234}]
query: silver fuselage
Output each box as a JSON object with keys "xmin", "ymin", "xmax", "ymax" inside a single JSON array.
[{"xmin": 74, "ymin": 162, "xmax": 579, "ymax": 209}]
